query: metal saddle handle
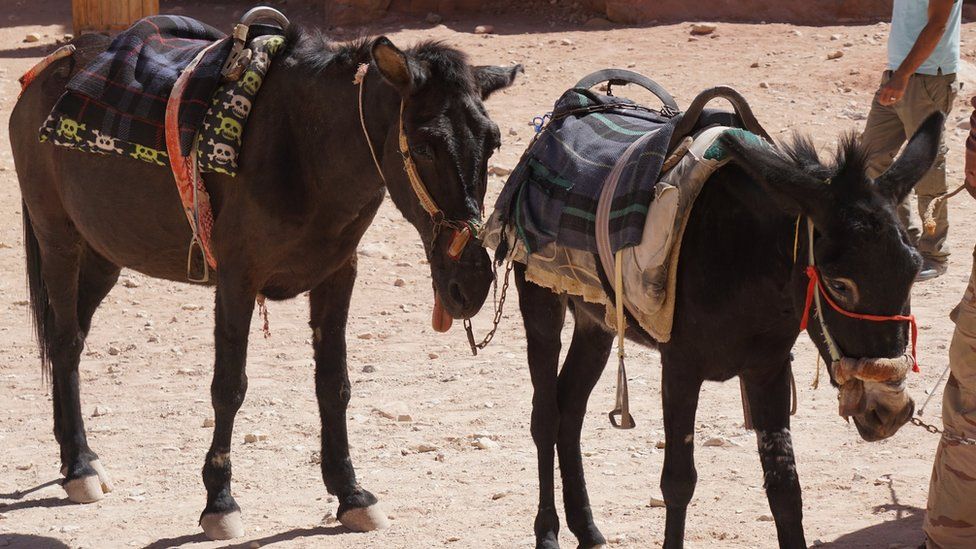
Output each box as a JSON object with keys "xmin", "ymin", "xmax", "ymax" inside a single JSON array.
[
  {"xmin": 222, "ymin": 7, "xmax": 290, "ymax": 80},
  {"xmin": 574, "ymin": 68, "xmax": 679, "ymax": 114},
  {"xmin": 666, "ymin": 86, "xmax": 772, "ymax": 153}
]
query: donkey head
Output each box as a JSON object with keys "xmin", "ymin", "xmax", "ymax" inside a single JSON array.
[
  {"xmin": 371, "ymin": 37, "xmax": 521, "ymax": 331},
  {"xmin": 722, "ymin": 112, "xmax": 945, "ymax": 441}
]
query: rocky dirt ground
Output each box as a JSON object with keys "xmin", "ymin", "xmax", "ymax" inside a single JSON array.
[{"xmin": 2, "ymin": 1, "xmax": 976, "ymax": 548}]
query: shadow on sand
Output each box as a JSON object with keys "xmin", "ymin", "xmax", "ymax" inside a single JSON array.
[{"xmin": 144, "ymin": 525, "xmax": 347, "ymax": 549}]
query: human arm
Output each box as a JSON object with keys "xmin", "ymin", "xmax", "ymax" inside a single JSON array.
[
  {"xmin": 966, "ymin": 97, "xmax": 976, "ymax": 199},
  {"xmin": 878, "ymin": 0, "xmax": 955, "ymax": 106}
]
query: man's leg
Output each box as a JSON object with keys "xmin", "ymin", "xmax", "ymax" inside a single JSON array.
[
  {"xmin": 924, "ymin": 246, "xmax": 976, "ymax": 548},
  {"xmin": 899, "ymin": 74, "xmax": 957, "ymax": 268},
  {"xmin": 863, "ymin": 72, "xmax": 908, "ymax": 184}
]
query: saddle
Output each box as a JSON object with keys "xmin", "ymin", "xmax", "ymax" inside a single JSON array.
[{"xmin": 27, "ymin": 7, "xmax": 291, "ymax": 281}]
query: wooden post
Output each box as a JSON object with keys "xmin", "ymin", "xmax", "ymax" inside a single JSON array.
[{"xmin": 72, "ymin": 0, "xmax": 159, "ymax": 34}]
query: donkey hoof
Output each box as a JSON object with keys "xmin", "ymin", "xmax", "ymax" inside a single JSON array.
[
  {"xmin": 63, "ymin": 475, "xmax": 105, "ymax": 504},
  {"xmin": 200, "ymin": 510, "xmax": 245, "ymax": 540},
  {"xmin": 338, "ymin": 504, "xmax": 390, "ymax": 532},
  {"xmin": 89, "ymin": 459, "xmax": 114, "ymax": 494}
]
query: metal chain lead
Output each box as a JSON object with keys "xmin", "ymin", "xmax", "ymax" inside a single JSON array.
[
  {"xmin": 464, "ymin": 260, "xmax": 514, "ymax": 355},
  {"xmin": 910, "ymin": 416, "xmax": 976, "ymax": 446}
]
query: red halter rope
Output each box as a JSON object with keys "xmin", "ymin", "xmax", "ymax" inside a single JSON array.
[{"xmin": 799, "ymin": 265, "xmax": 919, "ymax": 372}]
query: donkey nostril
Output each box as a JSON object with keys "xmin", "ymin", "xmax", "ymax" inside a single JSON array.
[{"xmin": 449, "ymin": 280, "xmax": 466, "ymax": 307}]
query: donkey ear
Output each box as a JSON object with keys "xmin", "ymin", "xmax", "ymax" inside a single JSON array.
[
  {"xmin": 874, "ymin": 111, "xmax": 945, "ymax": 205},
  {"xmin": 473, "ymin": 64, "xmax": 523, "ymax": 100},
  {"xmin": 371, "ymin": 37, "xmax": 424, "ymax": 94},
  {"xmin": 719, "ymin": 131, "xmax": 829, "ymax": 220}
]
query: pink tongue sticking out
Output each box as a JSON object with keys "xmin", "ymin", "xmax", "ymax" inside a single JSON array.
[{"xmin": 432, "ymin": 291, "xmax": 453, "ymax": 333}]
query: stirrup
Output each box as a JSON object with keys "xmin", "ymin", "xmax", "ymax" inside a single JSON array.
[
  {"xmin": 608, "ymin": 408, "xmax": 635, "ymax": 429},
  {"xmin": 187, "ymin": 236, "xmax": 209, "ymax": 283},
  {"xmin": 222, "ymin": 6, "xmax": 290, "ymax": 81}
]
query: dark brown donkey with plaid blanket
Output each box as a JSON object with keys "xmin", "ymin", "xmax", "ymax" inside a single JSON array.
[{"xmin": 10, "ymin": 25, "xmax": 519, "ymax": 540}]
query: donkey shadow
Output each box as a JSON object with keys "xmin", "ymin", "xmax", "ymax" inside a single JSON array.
[
  {"xmin": 144, "ymin": 525, "xmax": 347, "ymax": 549},
  {"xmin": 821, "ymin": 503, "xmax": 925, "ymax": 548},
  {"xmin": 0, "ymin": 534, "xmax": 70, "ymax": 548}
]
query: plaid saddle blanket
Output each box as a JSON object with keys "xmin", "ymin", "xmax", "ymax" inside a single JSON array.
[
  {"xmin": 40, "ymin": 15, "xmax": 232, "ymax": 164},
  {"xmin": 492, "ymin": 88, "xmax": 676, "ymax": 255}
]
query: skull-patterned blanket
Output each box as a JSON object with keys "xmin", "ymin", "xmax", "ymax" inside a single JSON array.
[
  {"xmin": 37, "ymin": 15, "xmax": 281, "ymax": 175},
  {"xmin": 196, "ymin": 34, "xmax": 283, "ymax": 175}
]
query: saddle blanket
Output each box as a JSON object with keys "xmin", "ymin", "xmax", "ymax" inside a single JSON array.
[
  {"xmin": 484, "ymin": 126, "xmax": 764, "ymax": 342},
  {"xmin": 492, "ymin": 88, "xmax": 676, "ymax": 256},
  {"xmin": 38, "ymin": 15, "xmax": 282, "ymax": 176}
]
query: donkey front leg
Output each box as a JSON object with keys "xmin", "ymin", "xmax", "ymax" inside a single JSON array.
[
  {"xmin": 660, "ymin": 363, "xmax": 703, "ymax": 549},
  {"xmin": 200, "ymin": 281, "xmax": 256, "ymax": 540},
  {"xmin": 515, "ymin": 265, "xmax": 568, "ymax": 549},
  {"xmin": 742, "ymin": 364, "xmax": 805, "ymax": 549},
  {"xmin": 309, "ymin": 258, "xmax": 387, "ymax": 532}
]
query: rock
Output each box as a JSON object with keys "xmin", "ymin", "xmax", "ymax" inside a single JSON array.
[
  {"xmin": 243, "ymin": 432, "xmax": 267, "ymax": 443},
  {"xmin": 844, "ymin": 42, "xmax": 855, "ymax": 47},
  {"xmin": 357, "ymin": 332, "xmax": 374, "ymax": 340},
  {"xmin": 491, "ymin": 491, "xmax": 511, "ymax": 500},
  {"xmin": 362, "ymin": 364, "xmax": 376, "ymax": 373},
  {"xmin": 15, "ymin": 463, "xmax": 33, "ymax": 471},
  {"xmin": 488, "ymin": 165, "xmax": 512, "ymax": 177},
  {"xmin": 607, "ymin": 534, "xmax": 627, "ymax": 544},
  {"xmin": 393, "ymin": 278, "xmax": 406, "ymax": 287},
  {"xmin": 584, "ymin": 17, "xmax": 612, "ymax": 29},
  {"xmin": 412, "ymin": 443, "xmax": 438, "ymax": 453},
  {"xmin": 703, "ymin": 436, "xmax": 736, "ymax": 447},
  {"xmin": 474, "ymin": 25, "xmax": 494, "ymax": 35},
  {"xmin": 425, "ymin": 13, "xmax": 442, "ymax": 24},
  {"xmin": 358, "ymin": 243, "xmax": 393, "ymax": 259},
  {"xmin": 851, "ymin": 472, "xmax": 867, "ymax": 482},
  {"xmin": 750, "ymin": 61, "xmax": 760, "ymax": 68},
  {"xmin": 121, "ymin": 278, "xmax": 140, "ymax": 288},
  {"xmin": 428, "ymin": 352, "xmax": 439, "ymax": 360},
  {"xmin": 560, "ymin": 38, "xmax": 574, "ymax": 46},
  {"xmin": 107, "ymin": 346, "xmax": 121, "ymax": 356},
  {"xmin": 654, "ymin": 440, "xmax": 666, "ymax": 449},
  {"xmin": 827, "ymin": 50, "xmax": 844, "ymax": 60},
  {"xmin": 757, "ymin": 514, "xmax": 774, "ymax": 521},
  {"xmin": 874, "ymin": 474, "xmax": 892, "ymax": 486},
  {"xmin": 92, "ymin": 406, "xmax": 109, "ymax": 417},
  {"xmin": 791, "ymin": 29, "xmax": 803, "ymax": 37},
  {"xmin": 202, "ymin": 418, "xmax": 215, "ymax": 428},
  {"xmin": 375, "ymin": 402, "xmax": 412, "ymax": 422},
  {"xmin": 473, "ymin": 437, "xmax": 498, "ymax": 450},
  {"xmin": 508, "ymin": 127, "xmax": 518, "ymax": 136},
  {"xmin": 690, "ymin": 23, "xmax": 716, "ymax": 36},
  {"xmin": 830, "ymin": 34, "xmax": 842, "ymax": 41},
  {"xmin": 181, "ymin": 303, "xmax": 204, "ymax": 311},
  {"xmin": 24, "ymin": 33, "xmax": 40, "ymax": 43},
  {"xmin": 648, "ymin": 496, "xmax": 666, "ymax": 508},
  {"xmin": 759, "ymin": 81, "xmax": 770, "ymax": 89}
]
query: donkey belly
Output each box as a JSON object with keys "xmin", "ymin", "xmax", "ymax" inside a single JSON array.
[{"xmin": 54, "ymin": 149, "xmax": 198, "ymax": 282}]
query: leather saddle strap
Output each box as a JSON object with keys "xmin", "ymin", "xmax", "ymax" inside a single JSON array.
[{"xmin": 667, "ymin": 86, "xmax": 771, "ymax": 153}]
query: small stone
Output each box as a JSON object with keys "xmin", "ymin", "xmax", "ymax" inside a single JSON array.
[
  {"xmin": 413, "ymin": 443, "xmax": 438, "ymax": 453},
  {"xmin": 181, "ymin": 303, "xmax": 203, "ymax": 311},
  {"xmin": 648, "ymin": 496, "xmax": 666, "ymax": 508},
  {"xmin": 655, "ymin": 440, "xmax": 666, "ymax": 449},
  {"xmin": 750, "ymin": 61, "xmax": 760, "ymax": 68},
  {"xmin": 703, "ymin": 436, "xmax": 736, "ymax": 447},
  {"xmin": 844, "ymin": 42, "xmax": 855, "ymax": 48},
  {"xmin": 827, "ymin": 50, "xmax": 844, "ymax": 60},
  {"xmin": 243, "ymin": 433, "xmax": 267, "ymax": 443},
  {"xmin": 690, "ymin": 23, "xmax": 716, "ymax": 36},
  {"xmin": 474, "ymin": 25, "xmax": 494, "ymax": 35},
  {"xmin": 607, "ymin": 534, "xmax": 627, "ymax": 544},
  {"xmin": 488, "ymin": 165, "xmax": 512, "ymax": 177},
  {"xmin": 92, "ymin": 406, "xmax": 109, "ymax": 417},
  {"xmin": 202, "ymin": 418, "xmax": 215, "ymax": 428},
  {"xmin": 830, "ymin": 33, "xmax": 842, "ymax": 41},
  {"xmin": 24, "ymin": 33, "xmax": 40, "ymax": 43},
  {"xmin": 107, "ymin": 345, "xmax": 121, "ymax": 356},
  {"xmin": 322, "ymin": 510, "xmax": 339, "ymax": 525},
  {"xmin": 393, "ymin": 278, "xmax": 406, "ymax": 287},
  {"xmin": 428, "ymin": 352, "xmax": 439, "ymax": 360},
  {"xmin": 759, "ymin": 81, "xmax": 770, "ymax": 89},
  {"xmin": 15, "ymin": 463, "xmax": 32, "ymax": 471},
  {"xmin": 358, "ymin": 243, "xmax": 393, "ymax": 259},
  {"xmin": 791, "ymin": 29, "xmax": 803, "ymax": 37},
  {"xmin": 473, "ymin": 437, "xmax": 498, "ymax": 450},
  {"xmin": 491, "ymin": 491, "xmax": 510, "ymax": 500},
  {"xmin": 357, "ymin": 332, "xmax": 374, "ymax": 340},
  {"xmin": 362, "ymin": 364, "xmax": 376, "ymax": 374},
  {"xmin": 375, "ymin": 402, "xmax": 412, "ymax": 422},
  {"xmin": 425, "ymin": 13, "xmax": 442, "ymax": 24},
  {"xmin": 508, "ymin": 127, "xmax": 518, "ymax": 136},
  {"xmin": 852, "ymin": 472, "xmax": 867, "ymax": 482},
  {"xmin": 560, "ymin": 38, "xmax": 574, "ymax": 46},
  {"xmin": 121, "ymin": 278, "xmax": 140, "ymax": 288},
  {"xmin": 757, "ymin": 514, "xmax": 774, "ymax": 522},
  {"xmin": 874, "ymin": 474, "xmax": 892, "ymax": 486}
]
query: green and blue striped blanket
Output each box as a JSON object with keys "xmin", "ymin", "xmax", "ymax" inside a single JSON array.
[{"xmin": 493, "ymin": 88, "xmax": 676, "ymax": 255}]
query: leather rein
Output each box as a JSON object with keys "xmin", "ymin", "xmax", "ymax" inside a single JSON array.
[{"xmin": 354, "ymin": 63, "xmax": 479, "ymax": 261}]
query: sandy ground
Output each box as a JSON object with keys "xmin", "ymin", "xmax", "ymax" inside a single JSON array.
[{"xmin": 2, "ymin": 2, "xmax": 976, "ymax": 548}]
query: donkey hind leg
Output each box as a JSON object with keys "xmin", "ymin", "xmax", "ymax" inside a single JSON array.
[
  {"xmin": 660, "ymin": 364, "xmax": 703, "ymax": 549},
  {"xmin": 35, "ymin": 238, "xmax": 117, "ymax": 503},
  {"xmin": 557, "ymin": 310, "xmax": 614, "ymax": 548},
  {"xmin": 515, "ymin": 264, "xmax": 568, "ymax": 549},
  {"xmin": 200, "ymin": 279, "xmax": 256, "ymax": 540},
  {"xmin": 309, "ymin": 258, "xmax": 388, "ymax": 532},
  {"xmin": 742, "ymin": 364, "xmax": 806, "ymax": 549}
]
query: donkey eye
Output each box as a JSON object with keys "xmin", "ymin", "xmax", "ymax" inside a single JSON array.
[
  {"xmin": 826, "ymin": 279, "xmax": 851, "ymax": 297},
  {"xmin": 411, "ymin": 143, "xmax": 433, "ymax": 159}
]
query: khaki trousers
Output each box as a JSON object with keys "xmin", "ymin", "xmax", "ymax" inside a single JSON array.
[
  {"xmin": 924, "ymin": 247, "xmax": 976, "ymax": 548},
  {"xmin": 862, "ymin": 71, "xmax": 957, "ymax": 262}
]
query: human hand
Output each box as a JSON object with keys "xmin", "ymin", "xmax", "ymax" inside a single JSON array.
[{"xmin": 877, "ymin": 72, "xmax": 910, "ymax": 106}]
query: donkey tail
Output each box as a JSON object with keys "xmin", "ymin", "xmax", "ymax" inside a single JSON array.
[{"xmin": 22, "ymin": 201, "xmax": 53, "ymax": 382}]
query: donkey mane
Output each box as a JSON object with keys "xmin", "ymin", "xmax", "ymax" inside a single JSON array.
[
  {"xmin": 282, "ymin": 26, "xmax": 476, "ymax": 93},
  {"xmin": 780, "ymin": 131, "xmax": 869, "ymax": 185}
]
